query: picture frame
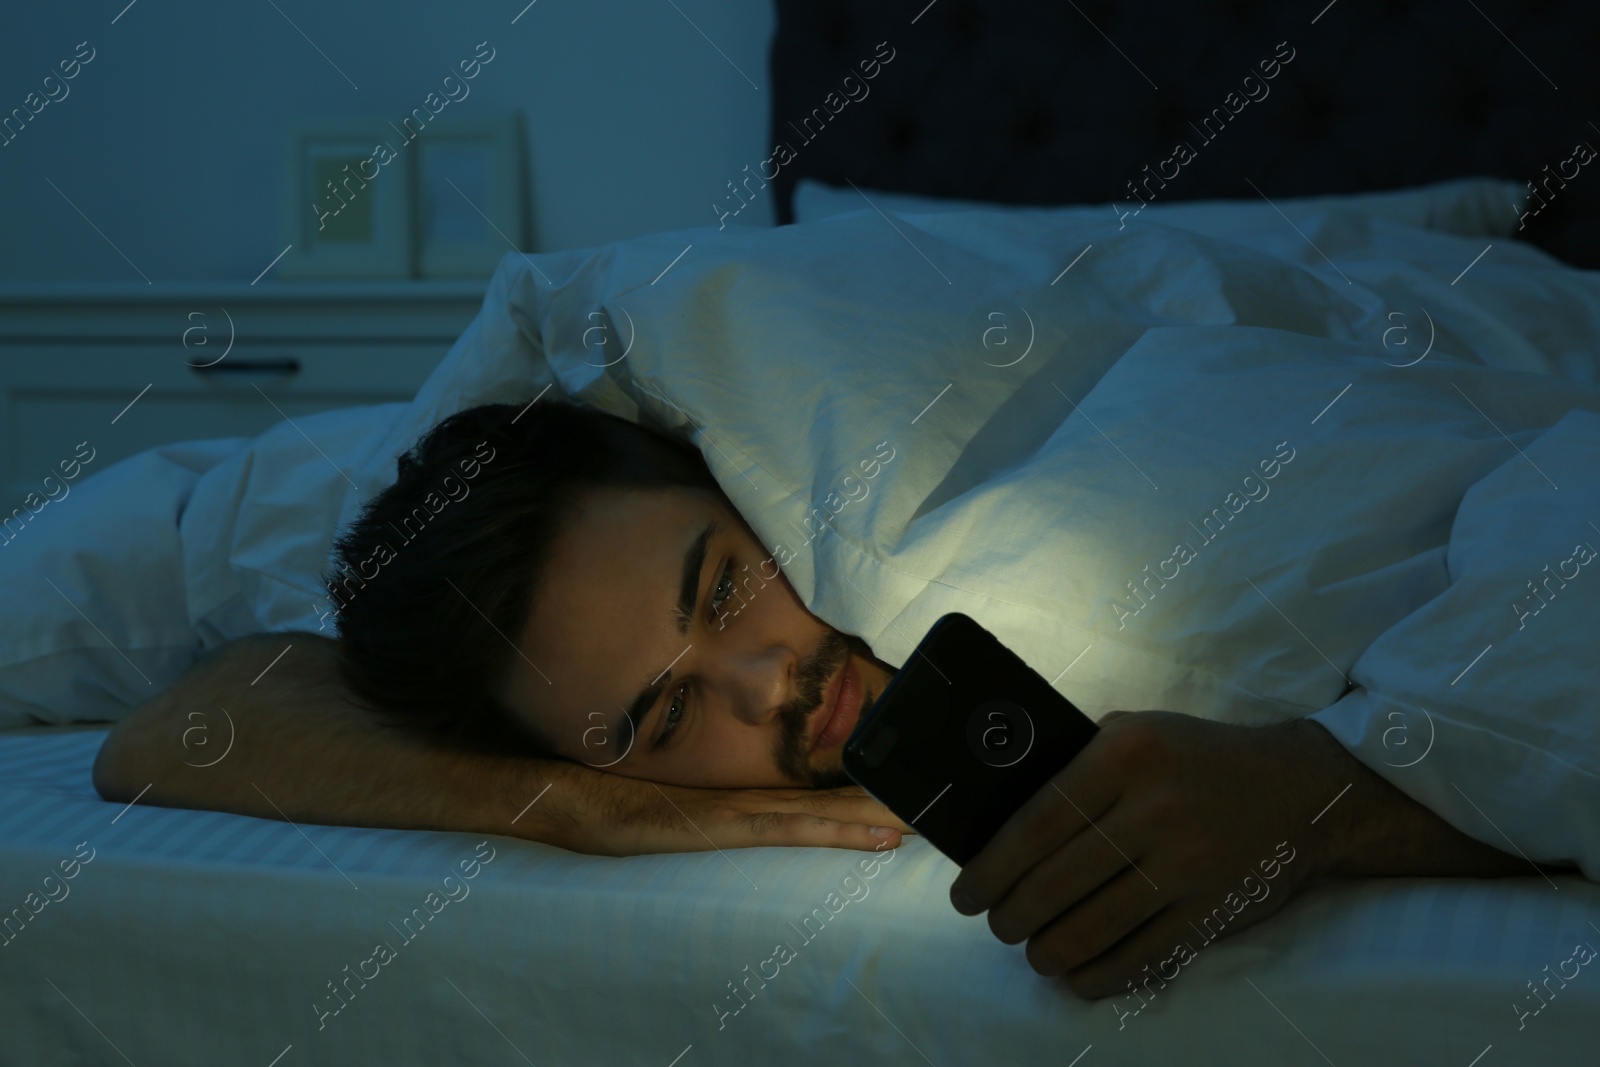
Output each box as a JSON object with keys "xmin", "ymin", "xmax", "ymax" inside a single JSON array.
[
  {"xmin": 277, "ymin": 119, "xmax": 414, "ymax": 279},
  {"xmin": 412, "ymin": 114, "xmax": 528, "ymax": 278}
]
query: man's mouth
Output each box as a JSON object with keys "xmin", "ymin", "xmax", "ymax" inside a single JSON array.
[{"xmin": 810, "ymin": 653, "xmax": 864, "ymax": 752}]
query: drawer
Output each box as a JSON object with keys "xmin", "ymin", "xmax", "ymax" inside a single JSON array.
[{"xmin": 0, "ymin": 345, "xmax": 447, "ymax": 504}]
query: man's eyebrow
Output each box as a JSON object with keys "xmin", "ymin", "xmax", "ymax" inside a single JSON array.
[
  {"xmin": 672, "ymin": 519, "xmax": 719, "ymax": 639},
  {"xmin": 613, "ymin": 519, "xmax": 718, "ymax": 752}
]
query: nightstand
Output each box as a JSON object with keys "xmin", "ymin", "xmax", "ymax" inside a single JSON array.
[{"xmin": 0, "ymin": 281, "xmax": 485, "ymax": 504}]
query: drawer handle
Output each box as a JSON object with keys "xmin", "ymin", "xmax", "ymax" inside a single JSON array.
[{"xmin": 190, "ymin": 358, "xmax": 302, "ymax": 375}]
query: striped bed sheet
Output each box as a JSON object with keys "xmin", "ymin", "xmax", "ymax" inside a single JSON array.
[{"xmin": 2, "ymin": 724, "xmax": 1597, "ymax": 1066}]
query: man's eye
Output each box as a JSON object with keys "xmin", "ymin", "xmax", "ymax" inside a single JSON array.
[
  {"xmin": 710, "ymin": 560, "xmax": 736, "ymax": 619},
  {"xmin": 659, "ymin": 562, "xmax": 737, "ymax": 750},
  {"xmin": 658, "ymin": 688, "xmax": 687, "ymax": 747}
]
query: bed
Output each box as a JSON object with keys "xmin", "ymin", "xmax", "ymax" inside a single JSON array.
[{"xmin": 5, "ymin": 2, "xmax": 1600, "ymax": 1064}]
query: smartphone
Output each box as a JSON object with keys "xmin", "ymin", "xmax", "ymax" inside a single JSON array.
[{"xmin": 842, "ymin": 613, "xmax": 1100, "ymax": 866}]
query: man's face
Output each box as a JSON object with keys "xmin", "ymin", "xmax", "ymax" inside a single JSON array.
[{"xmin": 496, "ymin": 484, "xmax": 898, "ymax": 788}]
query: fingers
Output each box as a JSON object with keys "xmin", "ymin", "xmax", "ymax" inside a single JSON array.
[
  {"xmin": 740, "ymin": 810, "xmax": 903, "ymax": 851},
  {"xmin": 950, "ymin": 732, "xmax": 1127, "ymax": 913},
  {"xmin": 783, "ymin": 787, "xmax": 916, "ymax": 835},
  {"xmin": 1058, "ymin": 904, "xmax": 1195, "ymax": 1000},
  {"xmin": 1021, "ymin": 865, "xmax": 1169, "ymax": 980},
  {"xmin": 619, "ymin": 803, "xmax": 903, "ymax": 855},
  {"xmin": 984, "ymin": 812, "xmax": 1148, "ymax": 945},
  {"xmin": 857, "ymin": 801, "xmax": 914, "ymax": 835},
  {"xmin": 617, "ymin": 787, "xmax": 913, "ymax": 856}
]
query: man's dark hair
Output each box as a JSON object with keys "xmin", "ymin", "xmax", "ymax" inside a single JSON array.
[{"xmin": 323, "ymin": 397, "xmax": 724, "ymax": 756}]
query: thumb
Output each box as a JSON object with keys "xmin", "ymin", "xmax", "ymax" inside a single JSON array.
[{"xmin": 1098, "ymin": 709, "xmax": 1134, "ymax": 725}]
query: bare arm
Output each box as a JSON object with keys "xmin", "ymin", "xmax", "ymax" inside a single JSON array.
[{"xmin": 91, "ymin": 633, "xmax": 908, "ymax": 856}]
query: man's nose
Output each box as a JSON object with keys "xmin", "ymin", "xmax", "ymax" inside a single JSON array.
[{"xmin": 725, "ymin": 650, "xmax": 794, "ymax": 726}]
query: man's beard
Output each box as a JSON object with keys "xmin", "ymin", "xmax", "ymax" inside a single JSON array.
[{"xmin": 773, "ymin": 628, "xmax": 882, "ymax": 789}]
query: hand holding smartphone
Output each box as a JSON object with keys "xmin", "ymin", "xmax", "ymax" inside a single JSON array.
[{"xmin": 842, "ymin": 613, "xmax": 1100, "ymax": 866}]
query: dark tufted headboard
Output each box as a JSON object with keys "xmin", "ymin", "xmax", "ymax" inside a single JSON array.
[{"xmin": 768, "ymin": 0, "xmax": 1600, "ymax": 268}]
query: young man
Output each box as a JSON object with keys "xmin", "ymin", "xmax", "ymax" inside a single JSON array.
[{"xmin": 92, "ymin": 399, "xmax": 1569, "ymax": 999}]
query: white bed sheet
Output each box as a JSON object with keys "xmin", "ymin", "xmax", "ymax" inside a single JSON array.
[{"xmin": 3, "ymin": 725, "xmax": 1598, "ymax": 1065}]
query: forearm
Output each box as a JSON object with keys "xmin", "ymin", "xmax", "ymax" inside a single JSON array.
[
  {"xmin": 93, "ymin": 632, "xmax": 913, "ymax": 858},
  {"xmin": 92, "ymin": 632, "xmax": 591, "ymax": 851},
  {"xmin": 1289, "ymin": 717, "xmax": 1574, "ymax": 880}
]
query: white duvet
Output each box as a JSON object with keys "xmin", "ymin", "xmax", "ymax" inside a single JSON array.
[{"xmin": 4, "ymin": 177, "xmax": 1600, "ymax": 1062}]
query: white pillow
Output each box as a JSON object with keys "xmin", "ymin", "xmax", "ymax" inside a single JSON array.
[{"xmin": 791, "ymin": 175, "xmax": 1526, "ymax": 238}]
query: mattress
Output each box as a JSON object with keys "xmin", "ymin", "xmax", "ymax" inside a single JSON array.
[{"xmin": 2, "ymin": 725, "xmax": 1597, "ymax": 1065}]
